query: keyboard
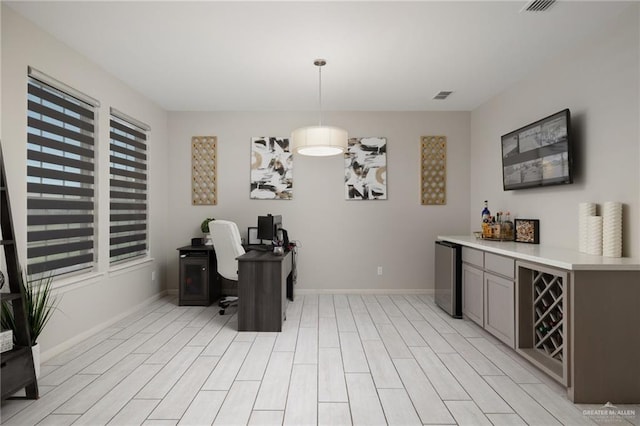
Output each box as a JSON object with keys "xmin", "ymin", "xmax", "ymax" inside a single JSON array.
[{"xmin": 246, "ymin": 244, "xmax": 270, "ymax": 252}]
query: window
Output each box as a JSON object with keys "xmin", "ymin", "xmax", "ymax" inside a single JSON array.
[
  {"xmin": 109, "ymin": 109, "xmax": 149, "ymax": 263},
  {"xmin": 26, "ymin": 68, "xmax": 99, "ymax": 277}
]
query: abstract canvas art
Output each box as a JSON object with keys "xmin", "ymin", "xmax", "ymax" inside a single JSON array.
[
  {"xmin": 344, "ymin": 137, "xmax": 387, "ymax": 200},
  {"xmin": 250, "ymin": 137, "xmax": 293, "ymax": 200}
]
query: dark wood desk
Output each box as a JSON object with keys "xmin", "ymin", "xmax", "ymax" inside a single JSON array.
[{"xmin": 237, "ymin": 250, "xmax": 292, "ymax": 332}]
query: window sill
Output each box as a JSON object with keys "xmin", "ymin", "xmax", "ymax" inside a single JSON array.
[
  {"xmin": 108, "ymin": 257, "xmax": 155, "ymax": 278},
  {"xmin": 52, "ymin": 271, "xmax": 105, "ymax": 295},
  {"xmin": 49, "ymin": 258, "xmax": 156, "ymax": 294}
]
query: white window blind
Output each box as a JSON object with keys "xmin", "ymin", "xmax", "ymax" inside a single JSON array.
[
  {"xmin": 109, "ymin": 110, "xmax": 149, "ymax": 263},
  {"xmin": 26, "ymin": 71, "xmax": 98, "ymax": 277}
]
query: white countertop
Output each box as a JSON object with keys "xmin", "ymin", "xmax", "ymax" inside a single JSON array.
[{"xmin": 437, "ymin": 235, "xmax": 640, "ymax": 271}]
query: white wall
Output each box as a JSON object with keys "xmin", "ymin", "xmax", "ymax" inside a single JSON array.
[
  {"xmin": 1, "ymin": 6, "xmax": 170, "ymax": 360},
  {"xmin": 167, "ymin": 111, "xmax": 470, "ymax": 292},
  {"xmin": 470, "ymin": 5, "xmax": 639, "ymax": 257}
]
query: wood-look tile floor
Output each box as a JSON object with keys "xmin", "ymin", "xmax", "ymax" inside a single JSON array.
[{"xmin": 2, "ymin": 294, "xmax": 638, "ymax": 426}]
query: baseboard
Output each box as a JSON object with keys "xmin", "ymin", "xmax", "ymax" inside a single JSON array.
[
  {"xmin": 295, "ymin": 288, "xmax": 434, "ymax": 295},
  {"xmin": 167, "ymin": 287, "xmax": 432, "ymax": 297},
  {"xmin": 41, "ymin": 290, "xmax": 168, "ymax": 363}
]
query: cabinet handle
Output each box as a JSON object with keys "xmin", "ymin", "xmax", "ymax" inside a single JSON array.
[{"xmin": 202, "ymin": 267, "xmax": 206, "ymax": 271}]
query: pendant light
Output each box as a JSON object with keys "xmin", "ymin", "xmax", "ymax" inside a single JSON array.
[{"xmin": 291, "ymin": 59, "xmax": 348, "ymax": 156}]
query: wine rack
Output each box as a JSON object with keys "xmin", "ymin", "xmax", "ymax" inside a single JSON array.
[
  {"xmin": 516, "ymin": 261, "xmax": 569, "ymax": 386},
  {"xmin": 532, "ymin": 271, "xmax": 564, "ymax": 362}
]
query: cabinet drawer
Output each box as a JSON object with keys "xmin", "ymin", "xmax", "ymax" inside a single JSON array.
[
  {"xmin": 485, "ymin": 253, "xmax": 514, "ymax": 279},
  {"xmin": 462, "ymin": 247, "xmax": 484, "ymax": 268}
]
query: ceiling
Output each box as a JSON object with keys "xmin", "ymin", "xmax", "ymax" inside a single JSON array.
[{"xmin": 6, "ymin": 1, "xmax": 632, "ymax": 112}]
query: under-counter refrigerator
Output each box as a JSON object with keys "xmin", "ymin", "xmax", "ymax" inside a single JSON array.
[{"xmin": 434, "ymin": 240, "xmax": 462, "ymax": 318}]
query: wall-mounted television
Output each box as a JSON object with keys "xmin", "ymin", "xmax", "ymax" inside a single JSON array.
[{"xmin": 501, "ymin": 109, "xmax": 573, "ymax": 191}]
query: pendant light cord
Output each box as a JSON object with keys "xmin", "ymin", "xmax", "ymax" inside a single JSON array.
[{"xmin": 318, "ymin": 64, "xmax": 323, "ymax": 127}]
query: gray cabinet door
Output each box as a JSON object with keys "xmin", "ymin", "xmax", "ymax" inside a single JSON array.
[
  {"xmin": 462, "ymin": 263, "xmax": 483, "ymax": 326},
  {"xmin": 484, "ymin": 272, "xmax": 515, "ymax": 347}
]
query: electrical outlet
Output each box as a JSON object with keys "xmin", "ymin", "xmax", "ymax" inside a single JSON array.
[
  {"xmin": 377, "ymin": 266, "xmax": 383, "ymax": 276},
  {"xmin": 151, "ymin": 271, "xmax": 156, "ymax": 281}
]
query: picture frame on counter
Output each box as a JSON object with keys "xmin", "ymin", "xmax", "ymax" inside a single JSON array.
[
  {"xmin": 514, "ymin": 219, "xmax": 540, "ymax": 244},
  {"xmin": 247, "ymin": 227, "xmax": 261, "ymax": 245}
]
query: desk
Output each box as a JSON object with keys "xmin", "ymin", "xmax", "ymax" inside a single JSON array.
[
  {"xmin": 243, "ymin": 245, "xmax": 297, "ymax": 301},
  {"xmin": 237, "ymin": 250, "xmax": 292, "ymax": 332}
]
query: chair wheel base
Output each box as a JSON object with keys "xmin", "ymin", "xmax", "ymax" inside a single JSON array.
[{"xmin": 218, "ymin": 296, "xmax": 237, "ymax": 317}]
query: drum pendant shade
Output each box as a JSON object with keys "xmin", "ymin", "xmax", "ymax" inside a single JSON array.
[{"xmin": 291, "ymin": 59, "xmax": 347, "ymax": 156}]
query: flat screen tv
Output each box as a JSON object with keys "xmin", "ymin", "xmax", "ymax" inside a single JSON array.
[{"xmin": 501, "ymin": 109, "xmax": 573, "ymax": 191}]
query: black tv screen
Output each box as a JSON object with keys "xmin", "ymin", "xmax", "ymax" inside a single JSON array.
[{"xmin": 501, "ymin": 109, "xmax": 573, "ymax": 191}]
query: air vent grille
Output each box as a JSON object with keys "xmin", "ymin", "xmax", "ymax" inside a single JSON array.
[
  {"xmin": 522, "ymin": 0, "xmax": 556, "ymax": 12},
  {"xmin": 433, "ymin": 91, "xmax": 453, "ymax": 100}
]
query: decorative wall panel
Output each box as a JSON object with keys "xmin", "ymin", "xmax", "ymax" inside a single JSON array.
[
  {"xmin": 191, "ymin": 136, "xmax": 217, "ymax": 205},
  {"xmin": 421, "ymin": 136, "xmax": 446, "ymax": 205}
]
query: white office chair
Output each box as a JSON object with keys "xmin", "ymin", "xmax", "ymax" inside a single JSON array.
[{"xmin": 209, "ymin": 220, "xmax": 246, "ymax": 315}]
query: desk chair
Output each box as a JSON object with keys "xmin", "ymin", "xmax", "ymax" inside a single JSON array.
[{"xmin": 209, "ymin": 220, "xmax": 246, "ymax": 315}]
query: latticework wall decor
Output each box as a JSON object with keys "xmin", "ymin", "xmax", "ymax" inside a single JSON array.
[
  {"xmin": 421, "ymin": 136, "xmax": 447, "ymax": 205},
  {"xmin": 191, "ymin": 136, "xmax": 217, "ymax": 205}
]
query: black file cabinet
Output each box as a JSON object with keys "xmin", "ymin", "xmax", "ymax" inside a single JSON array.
[{"xmin": 177, "ymin": 245, "xmax": 218, "ymax": 306}]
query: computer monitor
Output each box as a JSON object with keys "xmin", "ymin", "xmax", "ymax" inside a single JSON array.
[{"xmin": 257, "ymin": 214, "xmax": 282, "ymax": 242}]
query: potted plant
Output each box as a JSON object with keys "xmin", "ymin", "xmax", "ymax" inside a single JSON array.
[
  {"xmin": 201, "ymin": 217, "xmax": 215, "ymax": 245},
  {"xmin": 1, "ymin": 272, "xmax": 58, "ymax": 377}
]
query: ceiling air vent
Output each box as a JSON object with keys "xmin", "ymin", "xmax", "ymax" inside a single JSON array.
[
  {"xmin": 521, "ymin": 0, "xmax": 556, "ymax": 12},
  {"xmin": 433, "ymin": 91, "xmax": 453, "ymax": 100}
]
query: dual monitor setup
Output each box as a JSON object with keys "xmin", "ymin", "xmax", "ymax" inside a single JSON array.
[{"xmin": 247, "ymin": 214, "xmax": 289, "ymax": 251}]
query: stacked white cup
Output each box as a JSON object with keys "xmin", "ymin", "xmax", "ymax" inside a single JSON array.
[
  {"xmin": 578, "ymin": 202, "xmax": 596, "ymax": 253},
  {"xmin": 602, "ymin": 201, "xmax": 622, "ymax": 257},
  {"xmin": 586, "ymin": 216, "xmax": 603, "ymax": 256}
]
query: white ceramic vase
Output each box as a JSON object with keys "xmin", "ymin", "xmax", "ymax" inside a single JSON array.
[{"xmin": 31, "ymin": 343, "xmax": 41, "ymax": 378}]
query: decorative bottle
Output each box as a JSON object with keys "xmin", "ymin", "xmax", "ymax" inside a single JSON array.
[
  {"xmin": 481, "ymin": 201, "xmax": 491, "ymax": 238},
  {"xmin": 481, "ymin": 201, "xmax": 491, "ymax": 222}
]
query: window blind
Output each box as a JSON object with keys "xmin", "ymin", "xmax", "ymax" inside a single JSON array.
[
  {"xmin": 26, "ymin": 75, "xmax": 97, "ymax": 277},
  {"xmin": 109, "ymin": 110, "xmax": 149, "ymax": 263}
]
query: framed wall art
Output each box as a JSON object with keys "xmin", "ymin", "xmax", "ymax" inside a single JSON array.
[
  {"xmin": 250, "ymin": 137, "xmax": 293, "ymax": 200},
  {"xmin": 515, "ymin": 219, "xmax": 540, "ymax": 244},
  {"xmin": 421, "ymin": 136, "xmax": 446, "ymax": 205},
  {"xmin": 344, "ymin": 137, "xmax": 387, "ymax": 200},
  {"xmin": 191, "ymin": 136, "xmax": 217, "ymax": 205}
]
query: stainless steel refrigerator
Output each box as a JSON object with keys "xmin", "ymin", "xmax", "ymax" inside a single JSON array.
[{"xmin": 434, "ymin": 240, "xmax": 462, "ymax": 318}]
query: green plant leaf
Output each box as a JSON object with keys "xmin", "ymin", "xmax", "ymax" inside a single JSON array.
[
  {"xmin": 1, "ymin": 301, "xmax": 16, "ymax": 334},
  {"xmin": 0, "ymin": 269, "xmax": 58, "ymax": 346},
  {"xmin": 201, "ymin": 217, "xmax": 215, "ymax": 234}
]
